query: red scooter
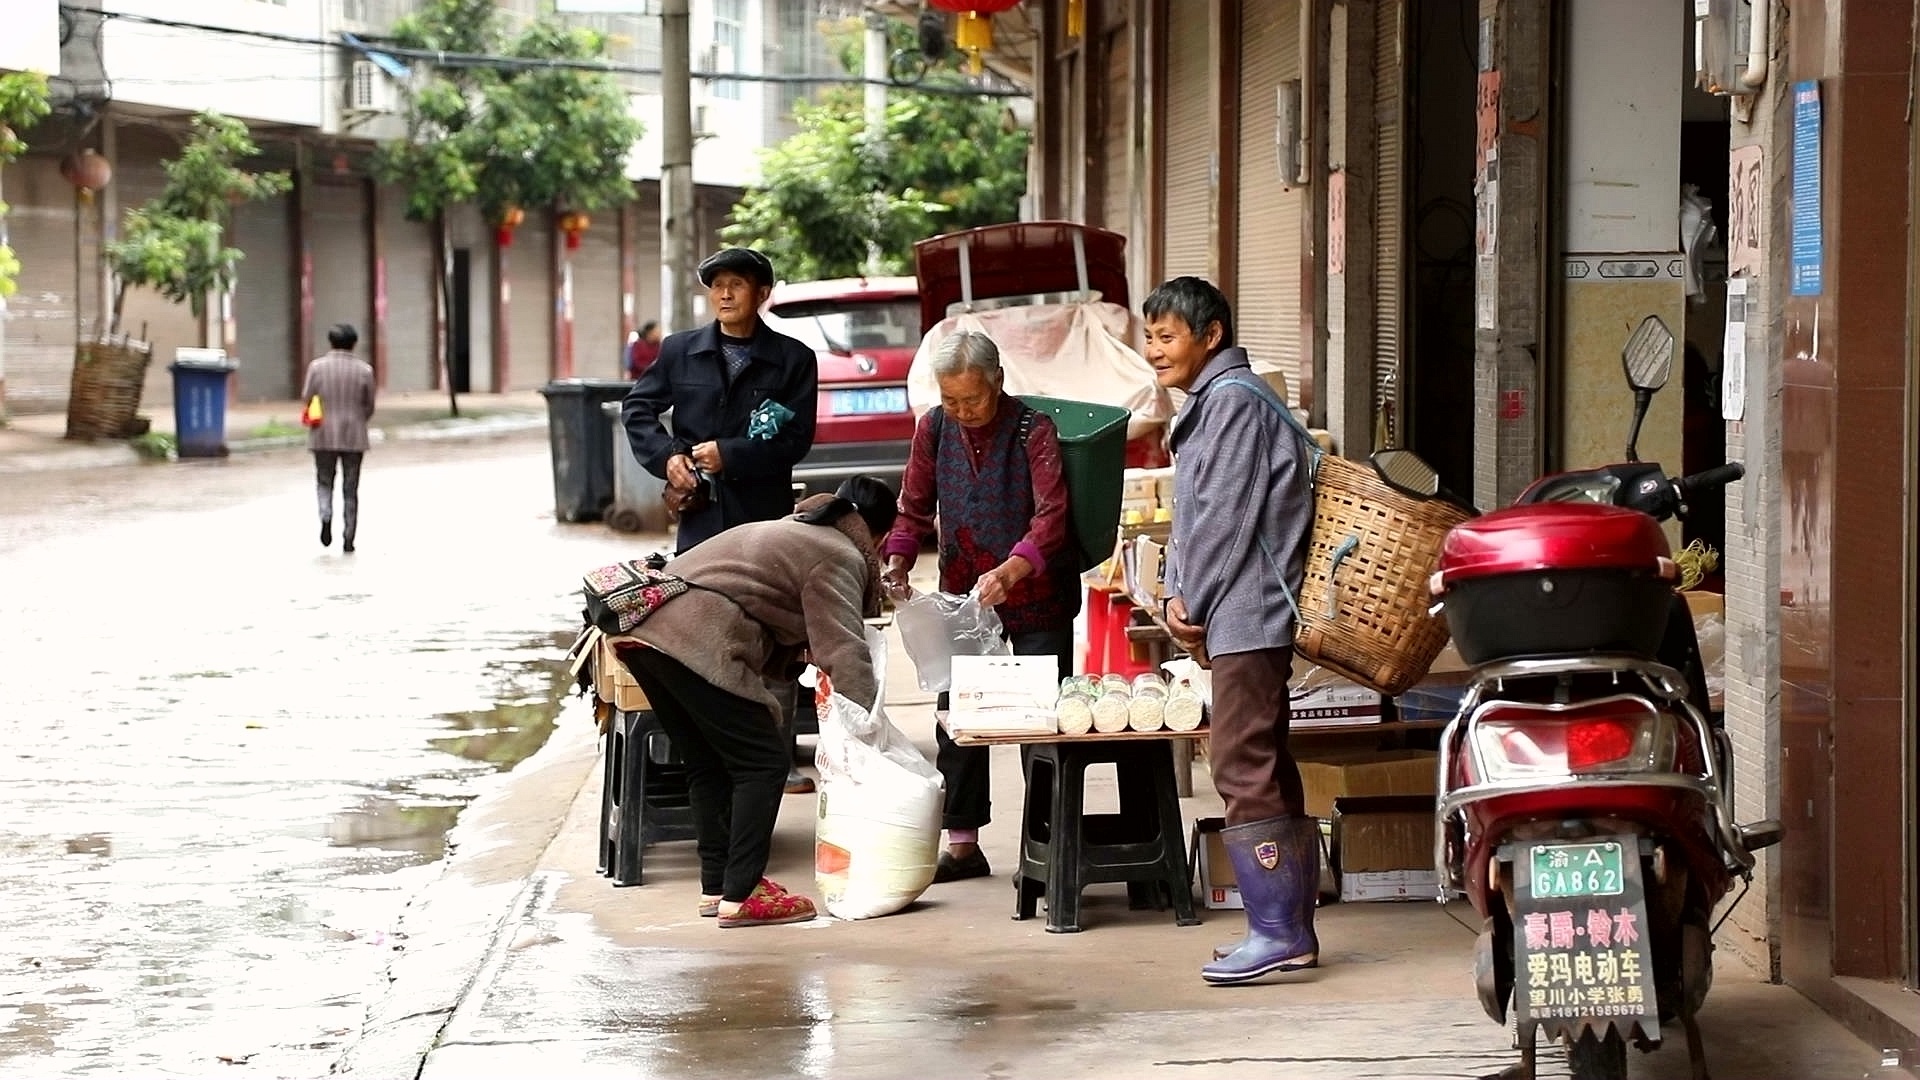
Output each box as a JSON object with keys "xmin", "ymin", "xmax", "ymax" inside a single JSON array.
[{"xmin": 1421, "ymin": 316, "xmax": 1782, "ymax": 1080}]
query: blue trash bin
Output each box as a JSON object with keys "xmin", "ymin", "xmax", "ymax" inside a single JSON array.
[{"xmin": 169, "ymin": 357, "xmax": 238, "ymax": 459}]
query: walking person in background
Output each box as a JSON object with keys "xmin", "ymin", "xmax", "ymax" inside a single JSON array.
[
  {"xmin": 878, "ymin": 330, "xmax": 1078, "ymax": 883},
  {"xmin": 303, "ymin": 323, "xmax": 376, "ymax": 554},
  {"xmin": 626, "ymin": 320, "xmax": 663, "ymax": 381},
  {"xmin": 1144, "ymin": 276, "xmax": 1319, "ymax": 986}
]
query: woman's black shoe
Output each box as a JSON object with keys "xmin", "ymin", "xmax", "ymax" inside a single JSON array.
[{"xmin": 933, "ymin": 849, "xmax": 991, "ymax": 883}]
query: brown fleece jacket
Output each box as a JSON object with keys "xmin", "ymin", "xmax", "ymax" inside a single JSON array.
[{"xmin": 628, "ymin": 495, "xmax": 882, "ymax": 723}]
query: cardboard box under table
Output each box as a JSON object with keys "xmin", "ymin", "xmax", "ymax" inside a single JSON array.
[
  {"xmin": 1330, "ymin": 795, "xmax": 1441, "ymax": 902},
  {"xmin": 1296, "ymin": 748, "xmax": 1438, "ymax": 822},
  {"xmin": 1193, "ymin": 816, "xmax": 1337, "ymax": 911}
]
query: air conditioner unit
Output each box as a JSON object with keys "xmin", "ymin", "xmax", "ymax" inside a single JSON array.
[
  {"xmin": 692, "ymin": 104, "xmax": 712, "ymax": 138},
  {"xmin": 347, "ymin": 59, "xmax": 396, "ymax": 115},
  {"xmin": 703, "ymin": 43, "xmax": 735, "ymax": 74}
]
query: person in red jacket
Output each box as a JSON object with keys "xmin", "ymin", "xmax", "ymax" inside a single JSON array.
[{"xmin": 626, "ymin": 320, "xmax": 662, "ymax": 381}]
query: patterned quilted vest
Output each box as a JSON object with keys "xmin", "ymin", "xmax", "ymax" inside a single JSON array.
[{"xmin": 932, "ymin": 400, "xmax": 1079, "ymax": 635}]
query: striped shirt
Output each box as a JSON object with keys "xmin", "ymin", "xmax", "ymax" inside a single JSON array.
[{"xmin": 303, "ymin": 350, "xmax": 377, "ymax": 452}]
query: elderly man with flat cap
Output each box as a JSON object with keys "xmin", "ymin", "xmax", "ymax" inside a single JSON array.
[
  {"xmin": 622, "ymin": 247, "xmax": 823, "ymax": 795},
  {"xmin": 622, "ymin": 247, "xmax": 820, "ymax": 554}
]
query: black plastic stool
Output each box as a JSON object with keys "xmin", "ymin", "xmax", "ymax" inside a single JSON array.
[
  {"xmin": 598, "ymin": 709, "xmax": 697, "ymax": 886},
  {"xmin": 1013, "ymin": 739, "xmax": 1201, "ymax": 932}
]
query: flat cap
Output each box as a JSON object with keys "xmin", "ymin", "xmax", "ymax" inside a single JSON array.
[{"xmin": 697, "ymin": 247, "xmax": 775, "ymax": 288}]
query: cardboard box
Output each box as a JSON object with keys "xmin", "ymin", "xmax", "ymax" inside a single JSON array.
[
  {"xmin": 1296, "ymin": 748, "xmax": 1438, "ymax": 821},
  {"xmin": 1154, "ymin": 473, "xmax": 1177, "ymax": 511},
  {"xmin": 1193, "ymin": 817, "xmax": 1336, "ymax": 910},
  {"xmin": 1132, "ymin": 536, "xmax": 1165, "ymax": 602},
  {"xmin": 593, "ymin": 635, "xmax": 652, "ymax": 712},
  {"xmin": 1331, "ymin": 795, "xmax": 1436, "ymax": 872},
  {"xmin": 1682, "ymin": 590, "xmax": 1724, "ymax": 619},
  {"xmin": 1288, "ymin": 659, "xmax": 1384, "ymax": 725},
  {"xmin": 1339, "ymin": 868, "xmax": 1442, "ymax": 903}
]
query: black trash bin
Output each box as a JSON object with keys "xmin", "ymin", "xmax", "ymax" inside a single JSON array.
[{"xmin": 539, "ymin": 378, "xmax": 633, "ymax": 523}]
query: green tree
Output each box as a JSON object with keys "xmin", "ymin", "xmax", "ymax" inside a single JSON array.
[
  {"xmin": 104, "ymin": 111, "xmax": 291, "ymax": 331},
  {"xmin": 0, "ymin": 71, "xmax": 53, "ymax": 300},
  {"xmin": 723, "ymin": 21, "xmax": 1029, "ymax": 281},
  {"xmin": 374, "ymin": 0, "xmax": 644, "ymax": 411}
]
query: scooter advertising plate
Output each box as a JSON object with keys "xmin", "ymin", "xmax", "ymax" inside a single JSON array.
[{"xmin": 1505, "ymin": 836, "xmax": 1661, "ymax": 1043}]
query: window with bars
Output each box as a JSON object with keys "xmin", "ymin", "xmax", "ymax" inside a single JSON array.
[{"xmin": 710, "ymin": 0, "xmax": 744, "ymax": 100}]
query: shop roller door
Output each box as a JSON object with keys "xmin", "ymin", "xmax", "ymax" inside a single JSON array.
[
  {"xmin": 1160, "ymin": 4, "xmax": 1212, "ymax": 282},
  {"xmin": 2, "ymin": 156, "xmax": 82, "ymax": 412},
  {"xmin": 633, "ymin": 185, "xmax": 662, "ymax": 332},
  {"xmin": 232, "ymin": 192, "xmax": 295, "ymax": 400},
  {"xmin": 381, "ymin": 185, "xmax": 436, "ymax": 393},
  {"xmin": 1234, "ymin": 0, "xmax": 1304, "ymax": 405},
  {"xmin": 309, "ymin": 180, "xmax": 372, "ymax": 372},
  {"xmin": 1373, "ymin": 0, "xmax": 1405, "ymax": 446},
  {"xmin": 572, "ymin": 215, "xmax": 622, "ymax": 379},
  {"xmin": 506, "ymin": 216, "xmax": 553, "ymax": 390},
  {"xmin": 1099, "ymin": 18, "xmax": 1132, "ymax": 235}
]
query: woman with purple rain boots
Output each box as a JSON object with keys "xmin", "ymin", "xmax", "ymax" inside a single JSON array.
[{"xmin": 1142, "ymin": 277, "xmax": 1322, "ymax": 986}]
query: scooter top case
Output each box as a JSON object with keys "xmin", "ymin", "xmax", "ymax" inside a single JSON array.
[{"xmin": 1434, "ymin": 503, "xmax": 1676, "ymax": 665}]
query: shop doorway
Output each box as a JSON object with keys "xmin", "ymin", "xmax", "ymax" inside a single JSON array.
[
  {"xmin": 1403, "ymin": 0, "xmax": 1479, "ymax": 501},
  {"xmin": 449, "ymin": 248, "xmax": 472, "ymax": 394},
  {"xmin": 1679, "ymin": 46, "xmax": 1731, "ymax": 574}
]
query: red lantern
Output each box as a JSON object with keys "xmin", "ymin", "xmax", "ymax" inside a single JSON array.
[
  {"xmin": 495, "ymin": 206, "xmax": 526, "ymax": 248},
  {"xmin": 928, "ymin": 0, "xmax": 1023, "ymax": 74},
  {"xmin": 59, "ymin": 149, "xmax": 114, "ymax": 203},
  {"xmin": 558, "ymin": 211, "xmax": 590, "ymax": 251}
]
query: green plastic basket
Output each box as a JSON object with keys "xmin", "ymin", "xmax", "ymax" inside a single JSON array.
[{"xmin": 1020, "ymin": 395, "xmax": 1132, "ymax": 571}]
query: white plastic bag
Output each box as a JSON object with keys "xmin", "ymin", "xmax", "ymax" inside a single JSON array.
[
  {"xmin": 814, "ymin": 626, "xmax": 944, "ymax": 920},
  {"xmin": 893, "ymin": 589, "xmax": 1011, "ymax": 692}
]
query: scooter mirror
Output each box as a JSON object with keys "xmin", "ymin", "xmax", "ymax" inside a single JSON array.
[
  {"xmin": 1372, "ymin": 448, "xmax": 1441, "ymax": 499},
  {"xmin": 1622, "ymin": 314, "xmax": 1675, "ymax": 393}
]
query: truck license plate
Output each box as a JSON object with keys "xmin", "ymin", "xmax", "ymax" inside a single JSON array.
[{"xmin": 1528, "ymin": 841, "xmax": 1626, "ymax": 900}]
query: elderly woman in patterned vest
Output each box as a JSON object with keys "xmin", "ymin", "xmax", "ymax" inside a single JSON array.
[{"xmin": 880, "ymin": 330, "xmax": 1079, "ymax": 884}]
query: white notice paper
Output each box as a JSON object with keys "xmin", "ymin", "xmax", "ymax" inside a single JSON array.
[
  {"xmin": 1722, "ymin": 277, "xmax": 1748, "ymax": 422},
  {"xmin": 946, "ymin": 655, "xmax": 1059, "ymax": 737}
]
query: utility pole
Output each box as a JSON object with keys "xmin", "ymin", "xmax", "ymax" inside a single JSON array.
[
  {"xmin": 661, "ymin": 0, "xmax": 696, "ymax": 331},
  {"xmin": 862, "ymin": 12, "xmax": 889, "ymax": 276}
]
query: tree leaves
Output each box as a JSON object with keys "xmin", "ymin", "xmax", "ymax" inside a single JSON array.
[
  {"xmin": 375, "ymin": 0, "xmax": 644, "ymax": 225},
  {"xmin": 103, "ymin": 111, "xmax": 289, "ymax": 325},
  {"xmin": 721, "ymin": 21, "xmax": 1028, "ymax": 282}
]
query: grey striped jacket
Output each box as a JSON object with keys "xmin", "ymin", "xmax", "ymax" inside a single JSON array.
[{"xmin": 302, "ymin": 350, "xmax": 377, "ymax": 452}]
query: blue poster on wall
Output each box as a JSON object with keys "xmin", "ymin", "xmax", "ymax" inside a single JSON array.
[{"xmin": 1790, "ymin": 81, "xmax": 1823, "ymax": 296}]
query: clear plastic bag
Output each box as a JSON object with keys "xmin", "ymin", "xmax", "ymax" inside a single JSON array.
[{"xmin": 893, "ymin": 589, "xmax": 1011, "ymax": 692}]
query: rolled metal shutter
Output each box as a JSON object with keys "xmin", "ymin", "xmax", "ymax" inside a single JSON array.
[
  {"xmin": 1234, "ymin": 0, "xmax": 1303, "ymax": 405},
  {"xmin": 506, "ymin": 216, "xmax": 553, "ymax": 390},
  {"xmin": 572, "ymin": 215, "xmax": 622, "ymax": 380},
  {"xmin": 232, "ymin": 192, "xmax": 295, "ymax": 401},
  {"xmin": 634, "ymin": 182, "xmax": 662, "ymax": 332},
  {"xmin": 1160, "ymin": 7, "xmax": 1211, "ymax": 282},
  {"xmin": 2, "ymin": 155, "xmax": 81, "ymax": 412},
  {"xmin": 309, "ymin": 180, "xmax": 373, "ymax": 375},
  {"xmin": 1100, "ymin": 19, "xmax": 1132, "ymax": 234},
  {"xmin": 381, "ymin": 185, "xmax": 436, "ymax": 393},
  {"xmin": 1372, "ymin": 0, "xmax": 1405, "ymax": 447}
]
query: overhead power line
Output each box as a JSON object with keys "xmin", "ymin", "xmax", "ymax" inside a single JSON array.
[{"xmin": 58, "ymin": 4, "xmax": 1031, "ymax": 99}]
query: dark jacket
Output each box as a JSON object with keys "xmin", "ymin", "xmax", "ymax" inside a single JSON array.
[{"xmin": 621, "ymin": 319, "xmax": 819, "ymax": 551}]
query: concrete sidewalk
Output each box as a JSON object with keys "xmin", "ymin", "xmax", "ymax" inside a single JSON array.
[
  {"xmin": 334, "ymin": 621, "xmax": 1911, "ymax": 1080},
  {"xmin": 0, "ymin": 390, "xmax": 551, "ymax": 473}
]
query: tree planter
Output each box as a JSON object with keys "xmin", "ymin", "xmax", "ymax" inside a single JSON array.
[{"xmin": 65, "ymin": 335, "xmax": 155, "ymax": 440}]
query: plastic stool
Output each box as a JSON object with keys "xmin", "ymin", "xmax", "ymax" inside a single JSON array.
[
  {"xmin": 598, "ymin": 709, "xmax": 697, "ymax": 886},
  {"xmin": 1013, "ymin": 739, "xmax": 1201, "ymax": 932}
]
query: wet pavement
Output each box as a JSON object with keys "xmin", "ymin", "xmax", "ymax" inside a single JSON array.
[{"xmin": 0, "ymin": 435, "xmax": 643, "ymax": 1077}]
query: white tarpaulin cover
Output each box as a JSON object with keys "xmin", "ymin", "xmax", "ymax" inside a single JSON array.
[{"xmin": 908, "ymin": 301, "xmax": 1174, "ymax": 442}]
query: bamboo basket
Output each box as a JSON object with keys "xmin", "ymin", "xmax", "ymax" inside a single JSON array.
[
  {"xmin": 65, "ymin": 335, "xmax": 153, "ymax": 440},
  {"xmin": 1292, "ymin": 453, "xmax": 1473, "ymax": 697}
]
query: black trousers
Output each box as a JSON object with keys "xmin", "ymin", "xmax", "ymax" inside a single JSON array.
[
  {"xmin": 624, "ymin": 648, "xmax": 788, "ymax": 901},
  {"xmin": 933, "ymin": 626, "xmax": 1074, "ymax": 832},
  {"xmin": 313, "ymin": 450, "xmax": 364, "ymax": 542}
]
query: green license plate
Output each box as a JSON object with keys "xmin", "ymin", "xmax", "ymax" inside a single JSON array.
[{"xmin": 1529, "ymin": 841, "xmax": 1626, "ymax": 900}]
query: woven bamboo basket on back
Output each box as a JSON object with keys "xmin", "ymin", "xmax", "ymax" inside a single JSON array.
[{"xmin": 1292, "ymin": 453, "xmax": 1473, "ymax": 696}]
